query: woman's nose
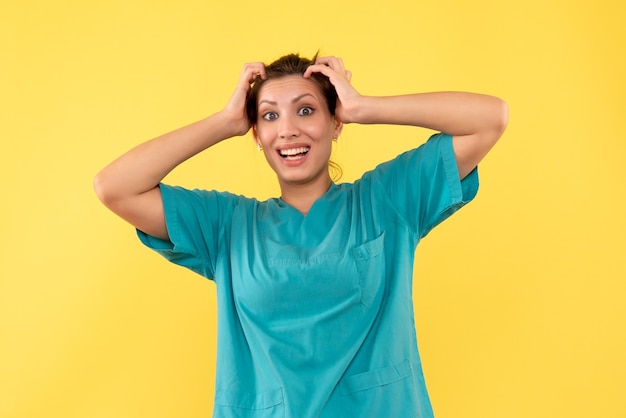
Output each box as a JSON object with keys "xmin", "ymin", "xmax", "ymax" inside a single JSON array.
[{"xmin": 278, "ymin": 115, "xmax": 299, "ymax": 139}]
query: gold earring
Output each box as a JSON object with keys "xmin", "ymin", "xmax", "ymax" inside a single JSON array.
[{"xmin": 257, "ymin": 143, "xmax": 263, "ymax": 152}]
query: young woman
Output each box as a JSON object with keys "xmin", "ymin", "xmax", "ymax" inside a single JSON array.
[{"xmin": 94, "ymin": 53, "xmax": 508, "ymax": 418}]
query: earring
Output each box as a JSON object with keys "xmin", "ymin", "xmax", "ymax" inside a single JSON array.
[{"xmin": 257, "ymin": 143, "xmax": 263, "ymax": 152}]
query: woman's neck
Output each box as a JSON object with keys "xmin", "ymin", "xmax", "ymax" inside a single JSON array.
[{"xmin": 279, "ymin": 176, "xmax": 332, "ymax": 216}]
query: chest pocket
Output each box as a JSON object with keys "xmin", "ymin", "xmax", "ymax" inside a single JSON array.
[{"xmin": 351, "ymin": 232, "xmax": 385, "ymax": 308}]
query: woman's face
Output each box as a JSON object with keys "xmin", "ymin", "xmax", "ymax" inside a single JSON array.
[{"xmin": 253, "ymin": 75, "xmax": 342, "ymax": 189}]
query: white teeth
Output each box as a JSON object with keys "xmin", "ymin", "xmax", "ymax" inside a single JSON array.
[{"xmin": 279, "ymin": 147, "xmax": 310, "ymax": 156}]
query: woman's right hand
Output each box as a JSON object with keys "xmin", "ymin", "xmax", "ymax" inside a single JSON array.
[
  {"xmin": 94, "ymin": 62, "xmax": 268, "ymax": 241},
  {"xmin": 221, "ymin": 62, "xmax": 267, "ymax": 137}
]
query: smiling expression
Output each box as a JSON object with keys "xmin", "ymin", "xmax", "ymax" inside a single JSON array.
[{"xmin": 253, "ymin": 75, "xmax": 342, "ymax": 190}]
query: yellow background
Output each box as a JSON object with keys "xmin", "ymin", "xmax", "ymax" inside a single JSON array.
[{"xmin": 1, "ymin": 0, "xmax": 624, "ymax": 417}]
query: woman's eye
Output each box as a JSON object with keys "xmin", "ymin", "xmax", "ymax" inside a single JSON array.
[
  {"xmin": 262, "ymin": 112, "xmax": 278, "ymax": 121},
  {"xmin": 298, "ymin": 107, "xmax": 313, "ymax": 116}
]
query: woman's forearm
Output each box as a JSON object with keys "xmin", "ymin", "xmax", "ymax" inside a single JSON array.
[
  {"xmin": 345, "ymin": 91, "xmax": 508, "ymax": 179},
  {"xmin": 94, "ymin": 111, "xmax": 236, "ymax": 204},
  {"xmin": 350, "ymin": 92, "xmax": 508, "ymax": 136},
  {"xmin": 94, "ymin": 62, "xmax": 262, "ymax": 239}
]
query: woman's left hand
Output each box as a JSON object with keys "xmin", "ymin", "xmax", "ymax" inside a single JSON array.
[{"xmin": 304, "ymin": 56, "xmax": 362, "ymax": 124}]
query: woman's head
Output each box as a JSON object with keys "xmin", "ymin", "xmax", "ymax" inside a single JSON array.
[
  {"xmin": 246, "ymin": 53, "xmax": 344, "ymax": 187},
  {"xmin": 246, "ymin": 53, "xmax": 338, "ymax": 125}
]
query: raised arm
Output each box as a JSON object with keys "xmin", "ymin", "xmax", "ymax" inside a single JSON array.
[
  {"xmin": 305, "ymin": 57, "xmax": 509, "ymax": 179},
  {"xmin": 93, "ymin": 63, "xmax": 266, "ymax": 240},
  {"xmin": 345, "ymin": 92, "xmax": 508, "ymax": 179}
]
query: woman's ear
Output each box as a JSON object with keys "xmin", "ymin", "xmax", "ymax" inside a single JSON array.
[
  {"xmin": 251, "ymin": 125, "xmax": 263, "ymax": 150},
  {"xmin": 333, "ymin": 117, "xmax": 343, "ymax": 139}
]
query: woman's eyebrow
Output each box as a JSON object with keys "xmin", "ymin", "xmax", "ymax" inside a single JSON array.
[
  {"xmin": 259, "ymin": 93, "xmax": 316, "ymax": 107},
  {"xmin": 292, "ymin": 93, "xmax": 316, "ymax": 103}
]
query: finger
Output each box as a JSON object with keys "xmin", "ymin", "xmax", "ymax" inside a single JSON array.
[
  {"xmin": 304, "ymin": 62, "xmax": 351, "ymax": 82},
  {"xmin": 241, "ymin": 62, "xmax": 267, "ymax": 85},
  {"xmin": 314, "ymin": 56, "xmax": 345, "ymax": 72},
  {"xmin": 248, "ymin": 71, "xmax": 264, "ymax": 84},
  {"xmin": 303, "ymin": 63, "xmax": 335, "ymax": 79}
]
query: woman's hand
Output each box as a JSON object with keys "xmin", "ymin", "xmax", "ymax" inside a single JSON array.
[
  {"xmin": 304, "ymin": 56, "xmax": 362, "ymax": 124},
  {"xmin": 222, "ymin": 62, "xmax": 267, "ymax": 136}
]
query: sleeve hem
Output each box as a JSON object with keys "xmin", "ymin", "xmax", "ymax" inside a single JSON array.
[
  {"xmin": 418, "ymin": 134, "xmax": 480, "ymax": 238},
  {"xmin": 441, "ymin": 134, "xmax": 479, "ymax": 206},
  {"xmin": 135, "ymin": 183, "xmax": 213, "ymax": 279}
]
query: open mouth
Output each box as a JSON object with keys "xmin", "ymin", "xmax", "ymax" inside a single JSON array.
[{"xmin": 278, "ymin": 146, "xmax": 310, "ymax": 161}]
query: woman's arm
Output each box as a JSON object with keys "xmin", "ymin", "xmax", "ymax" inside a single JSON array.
[
  {"xmin": 305, "ymin": 58, "xmax": 509, "ymax": 179},
  {"xmin": 347, "ymin": 92, "xmax": 508, "ymax": 179},
  {"xmin": 93, "ymin": 63, "xmax": 266, "ymax": 240}
]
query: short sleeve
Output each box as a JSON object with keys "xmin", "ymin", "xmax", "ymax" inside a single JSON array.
[
  {"xmin": 136, "ymin": 184, "xmax": 240, "ymax": 280},
  {"xmin": 370, "ymin": 133, "xmax": 479, "ymax": 239}
]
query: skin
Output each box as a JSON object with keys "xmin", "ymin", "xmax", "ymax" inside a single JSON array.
[{"xmin": 94, "ymin": 56, "xmax": 508, "ymax": 241}]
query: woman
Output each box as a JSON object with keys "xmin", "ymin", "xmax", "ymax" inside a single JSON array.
[{"xmin": 94, "ymin": 53, "xmax": 508, "ymax": 418}]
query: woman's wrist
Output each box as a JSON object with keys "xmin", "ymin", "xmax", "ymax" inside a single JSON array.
[
  {"xmin": 340, "ymin": 95, "xmax": 375, "ymax": 124},
  {"xmin": 207, "ymin": 110, "xmax": 250, "ymax": 141},
  {"xmin": 345, "ymin": 95, "xmax": 399, "ymax": 125}
]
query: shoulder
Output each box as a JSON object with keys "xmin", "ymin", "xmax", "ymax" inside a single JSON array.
[
  {"xmin": 158, "ymin": 184, "xmax": 268, "ymax": 227},
  {"xmin": 350, "ymin": 133, "xmax": 452, "ymax": 191},
  {"xmin": 160, "ymin": 184, "xmax": 257, "ymax": 206}
]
